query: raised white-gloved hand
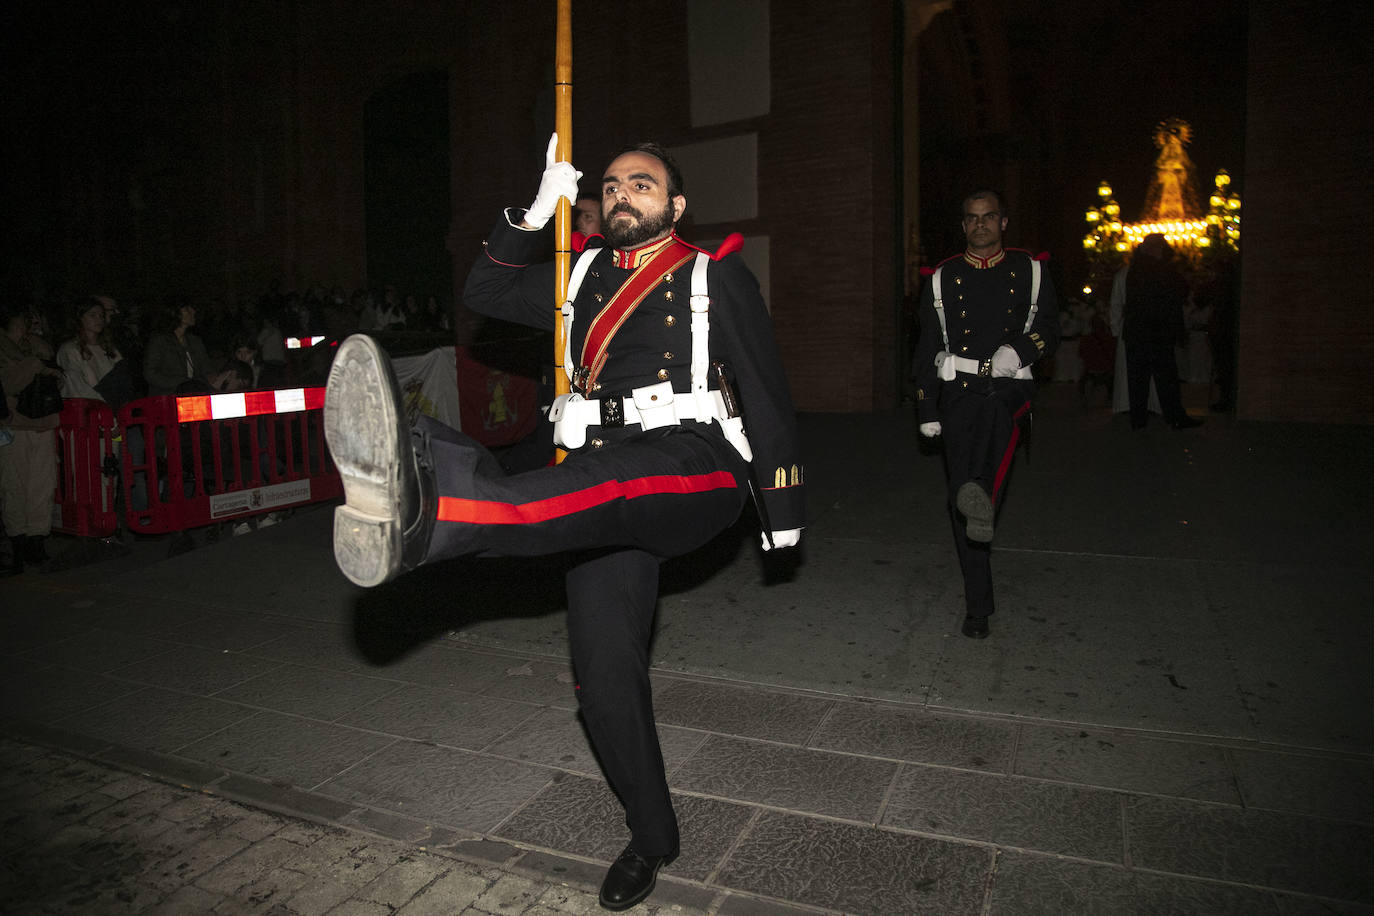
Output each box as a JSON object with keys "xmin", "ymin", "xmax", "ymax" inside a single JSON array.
[
  {"xmin": 761, "ymin": 528, "xmax": 802, "ymax": 551},
  {"xmin": 524, "ymin": 133, "xmax": 583, "ymax": 230},
  {"xmin": 991, "ymin": 345, "xmax": 1021, "ymax": 378},
  {"xmin": 919, "ymin": 421, "xmax": 942, "ymax": 438}
]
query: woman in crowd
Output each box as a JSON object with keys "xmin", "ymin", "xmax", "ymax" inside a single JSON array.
[
  {"xmin": 423, "ymin": 295, "xmax": 450, "ymax": 331},
  {"xmin": 144, "ymin": 298, "xmax": 234, "ymax": 395},
  {"xmin": 0, "ymin": 303, "xmax": 63, "ymax": 573},
  {"xmin": 57, "ymin": 296, "xmax": 132, "ymax": 405}
]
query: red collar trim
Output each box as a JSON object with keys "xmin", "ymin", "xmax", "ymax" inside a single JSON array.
[
  {"xmin": 963, "ymin": 248, "xmax": 1006, "ymax": 269},
  {"xmin": 610, "ymin": 235, "xmax": 676, "ymax": 270}
]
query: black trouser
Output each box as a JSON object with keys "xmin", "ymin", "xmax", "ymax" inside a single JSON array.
[
  {"xmin": 418, "ymin": 419, "xmax": 748, "ymax": 855},
  {"xmin": 1125, "ymin": 337, "xmax": 1188, "ymax": 426},
  {"xmin": 940, "ymin": 382, "xmax": 1031, "ymax": 617},
  {"xmin": 566, "ymin": 547, "xmax": 678, "ymax": 855}
]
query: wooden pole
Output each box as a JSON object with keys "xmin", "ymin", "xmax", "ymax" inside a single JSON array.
[{"xmin": 553, "ymin": 0, "xmax": 572, "ymax": 462}]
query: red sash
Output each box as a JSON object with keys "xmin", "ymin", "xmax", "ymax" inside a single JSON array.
[{"xmin": 579, "ymin": 238, "xmax": 695, "ymax": 392}]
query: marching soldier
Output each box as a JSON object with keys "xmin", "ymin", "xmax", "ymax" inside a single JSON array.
[
  {"xmin": 323, "ymin": 135, "xmax": 804, "ymax": 910},
  {"xmin": 915, "ymin": 189, "xmax": 1058, "ymax": 639}
]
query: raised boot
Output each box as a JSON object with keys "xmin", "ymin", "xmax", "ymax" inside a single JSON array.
[
  {"xmin": 324, "ymin": 335, "xmax": 434, "ymax": 587},
  {"xmin": 955, "ymin": 481, "xmax": 995, "ymax": 543}
]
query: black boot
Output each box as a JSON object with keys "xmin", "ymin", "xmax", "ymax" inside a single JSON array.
[
  {"xmin": 325, "ymin": 335, "xmax": 434, "ymax": 587},
  {"xmin": 2, "ymin": 535, "xmax": 25, "ymax": 576},
  {"xmin": 23, "ymin": 535, "xmax": 49, "ymax": 568}
]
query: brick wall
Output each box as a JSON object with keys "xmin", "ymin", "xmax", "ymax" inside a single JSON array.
[
  {"xmin": 766, "ymin": 1, "xmax": 901, "ymax": 411},
  {"xmin": 1239, "ymin": 0, "xmax": 1374, "ymax": 422}
]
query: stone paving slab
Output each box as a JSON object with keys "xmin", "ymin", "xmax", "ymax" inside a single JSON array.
[
  {"xmin": 3, "ymin": 401, "xmax": 1373, "ymax": 913},
  {"xmin": 6, "ymin": 595, "xmax": 1374, "ymax": 912}
]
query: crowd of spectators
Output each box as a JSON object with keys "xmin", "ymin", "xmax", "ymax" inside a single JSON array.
[
  {"xmin": 0, "ymin": 281, "xmax": 454, "ymax": 570},
  {"xmin": 5, "ymin": 281, "xmax": 452, "ymax": 403}
]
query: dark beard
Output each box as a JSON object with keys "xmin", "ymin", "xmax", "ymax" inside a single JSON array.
[{"xmin": 602, "ymin": 198, "xmax": 676, "ymax": 249}]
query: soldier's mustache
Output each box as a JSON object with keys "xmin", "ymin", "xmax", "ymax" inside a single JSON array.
[{"xmin": 609, "ymin": 203, "xmax": 641, "ymax": 218}]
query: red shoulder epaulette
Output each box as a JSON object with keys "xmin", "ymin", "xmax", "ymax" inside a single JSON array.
[
  {"xmin": 674, "ymin": 232, "xmax": 744, "ymax": 261},
  {"xmin": 1005, "ymin": 246, "xmax": 1051, "ymax": 262},
  {"xmin": 920, "ymin": 252, "xmax": 965, "ymax": 276},
  {"xmin": 572, "ymin": 231, "xmax": 604, "ymax": 253}
]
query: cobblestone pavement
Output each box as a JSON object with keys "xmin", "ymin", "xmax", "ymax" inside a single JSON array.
[{"xmin": 0, "ymin": 738, "xmax": 710, "ymax": 916}]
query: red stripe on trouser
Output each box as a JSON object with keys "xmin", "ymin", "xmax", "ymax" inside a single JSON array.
[
  {"xmin": 435, "ymin": 470, "xmax": 739, "ymax": 525},
  {"xmin": 992, "ymin": 401, "xmax": 1031, "ymax": 499}
]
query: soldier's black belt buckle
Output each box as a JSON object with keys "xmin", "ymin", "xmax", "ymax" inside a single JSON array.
[
  {"xmin": 599, "ymin": 396, "xmax": 625, "ymax": 428},
  {"xmin": 978, "ymin": 358, "xmax": 993, "ymax": 378}
]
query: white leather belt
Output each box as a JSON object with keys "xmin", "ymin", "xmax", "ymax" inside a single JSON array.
[
  {"xmin": 549, "ymin": 382, "xmax": 729, "ymax": 449},
  {"xmin": 938, "ymin": 354, "xmax": 1033, "ymax": 381}
]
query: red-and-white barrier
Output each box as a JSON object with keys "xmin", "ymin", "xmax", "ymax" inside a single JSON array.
[
  {"xmin": 174, "ymin": 387, "xmax": 326, "ymax": 423},
  {"xmin": 53, "ymin": 398, "xmax": 121, "ymax": 539},
  {"xmin": 117, "ymin": 386, "xmax": 341, "ymax": 535}
]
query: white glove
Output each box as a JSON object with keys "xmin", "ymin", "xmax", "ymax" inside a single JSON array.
[
  {"xmin": 991, "ymin": 345, "xmax": 1021, "ymax": 378},
  {"xmin": 524, "ymin": 133, "xmax": 583, "ymax": 230},
  {"xmin": 933, "ymin": 350, "xmax": 950, "ymax": 370},
  {"xmin": 919, "ymin": 421, "xmax": 942, "ymax": 438},
  {"xmin": 762, "ymin": 528, "xmax": 802, "ymax": 551}
]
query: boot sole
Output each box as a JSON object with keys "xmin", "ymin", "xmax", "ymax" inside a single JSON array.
[
  {"xmin": 324, "ymin": 335, "xmax": 406, "ymax": 587},
  {"xmin": 956, "ymin": 482, "xmax": 994, "ymax": 543}
]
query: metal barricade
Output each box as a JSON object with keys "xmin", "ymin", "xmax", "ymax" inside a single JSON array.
[
  {"xmin": 118, "ymin": 387, "xmax": 341, "ymax": 535},
  {"xmin": 53, "ymin": 398, "xmax": 120, "ymax": 539}
]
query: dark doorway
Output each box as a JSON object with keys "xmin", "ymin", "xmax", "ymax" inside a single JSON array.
[{"xmin": 363, "ymin": 70, "xmax": 450, "ymax": 308}]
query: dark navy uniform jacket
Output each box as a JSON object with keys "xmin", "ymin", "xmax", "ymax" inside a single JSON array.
[
  {"xmin": 463, "ymin": 211, "xmax": 806, "ymax": 533},
  {"xmin": 914, "ymin": 247, "xmax": 1060, "ymax": 424}
]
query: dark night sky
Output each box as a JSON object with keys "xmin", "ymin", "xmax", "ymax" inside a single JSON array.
[
  {"xmin": 1057, "ymin": 0, "xmax": 1249, "ymax": 219},
  {"xmin": 0, "ymin": 0, "xmax": 1250, "ymax": 303},
  {"xmin": 919, "ymin": 0, "xmax": 1249, "ymax": 281}
]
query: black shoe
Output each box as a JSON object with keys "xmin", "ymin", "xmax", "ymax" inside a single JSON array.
[
  {"xmin": 0, "ymin": 536, "xmax": 22, "ymax": 577},
  {"xmin": 961, "ymin": 615, "xmax": 990, "ymax": 639},
  {"xmin": 324, "ymin": 335, "xmax": 433, "ymax": 587},
  {"xmin": 598, "ymin": 845, "xmax": 677, "ymax": 911},
  {"xmin": 1168, "ymin": 416, "xmax": 1203, "ymax": 429},
  {"xmin": 955, "ymin": 482, "xmax": 994, "ymax": 543},
  {"xmin": 22, "ymin": 534, "xmax": 48, "ymax": 567}
]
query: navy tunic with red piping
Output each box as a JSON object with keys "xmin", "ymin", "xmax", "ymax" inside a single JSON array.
[
  {"xmin": 463, "ymin": 210, "xmax": 805, "ymax": 532},
  {"xmin": 913, "ymin": 247, "xmax": 1060, "ymax": 425}
]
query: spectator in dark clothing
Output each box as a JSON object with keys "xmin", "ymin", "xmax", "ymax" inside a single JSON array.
[
  {"xmin": 1122, "ymin": 234, "xmax": 1202, "ymax": 429},
  {"xmin": 144, "ymin": 299, "xmax": 235, "ymax": 396}
]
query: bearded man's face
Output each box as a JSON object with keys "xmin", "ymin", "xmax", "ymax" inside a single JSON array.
[
  {"xmin": 600, "ymin": 151, "xmax": 685, "ymax": 249},
  {"xmin": 602, "ymin": 196, "xmax": 677, "ymax": 249}
]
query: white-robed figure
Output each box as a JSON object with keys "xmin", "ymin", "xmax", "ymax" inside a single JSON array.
[{"xmin": 323, "ymin": 135, "xmax": 805, "ymax": 912}]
